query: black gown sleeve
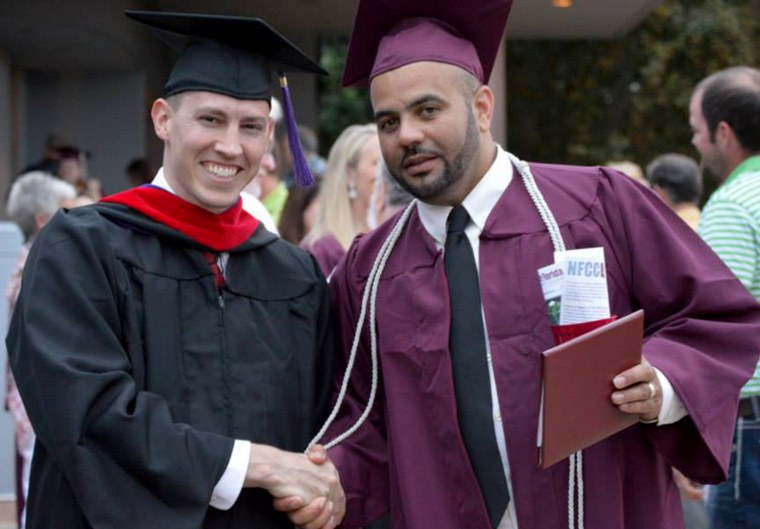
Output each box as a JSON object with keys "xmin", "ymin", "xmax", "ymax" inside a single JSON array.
[
  {"xmin": 6, "ymin": 209, "xmax": 234, "ymax": 528},
  {"xmin": 307, "ymin": 252, "xmax": 338, "ymax": 430}
]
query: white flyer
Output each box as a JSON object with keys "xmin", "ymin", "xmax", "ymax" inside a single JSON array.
[{"xmin": 537, "ymin": 247, "xmax": 611, "ymax": 325}]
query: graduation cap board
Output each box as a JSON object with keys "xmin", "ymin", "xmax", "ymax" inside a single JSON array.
[
  {"xmin": 341, "ymin": 0, "xmax": 513, "ymax": 87},
  {"xmin": 125, "ymin": 10, "xmax": 326, "ymax": 187}
]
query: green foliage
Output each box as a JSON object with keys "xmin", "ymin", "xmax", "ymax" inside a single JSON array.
[
  {"xmin": 317, "ymin": 36, "xmax": 374, "ymax": 158},
  {"xmin": 506, "ymin": 0, "xmax": 759, "ymax": 175}
]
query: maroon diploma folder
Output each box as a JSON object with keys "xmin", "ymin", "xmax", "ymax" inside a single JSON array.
[{"xmin": 538, "ymin": 310, "xmax": 644, "ymax": 469}]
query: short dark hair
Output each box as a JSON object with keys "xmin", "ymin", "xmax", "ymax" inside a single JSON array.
[
  {"xmin": 698, "ymin": 66, "xmax": 760, "ymax": 153},
  {"xmin": 646, "ymin": 153, "xmax": 701, "ymax": 205},
  {"xmin": 458, "ymin": 69, "xmax": 481, "ymax": 99},
  {"xmin": 165, "ymin": 92, "xmax": 186, "ymax": 110}
]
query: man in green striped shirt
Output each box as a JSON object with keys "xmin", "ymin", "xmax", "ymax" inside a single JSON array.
[{"xmin": 691, "ymin": 65, "xmax": 760, "ymax": 527}]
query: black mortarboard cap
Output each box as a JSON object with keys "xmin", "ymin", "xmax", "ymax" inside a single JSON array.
[{"xmin": 126, "ymin": 10, "xmax": 326, "ymax": 186}]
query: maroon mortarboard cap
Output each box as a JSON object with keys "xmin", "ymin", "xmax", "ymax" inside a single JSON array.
[{"xmin": 342, "ymin": 0, "xmax": 513, "ymax": 88}]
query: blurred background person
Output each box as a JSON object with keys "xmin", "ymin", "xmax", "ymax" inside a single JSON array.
[
  {"xmin": 56, "ymin": 146, "xmax": 86, "ymax": 186},
  {"xmin": 258, "ymin": 122, "xmax": 327, "ymax": 226},
  {"xmin": 21, "ymin": 134, "xmax": 65, "ymax": 175},
  {"xmin": 296, "ymin": 125, "xmax": 328, "ymax": 182},
  {"xmin": 301, "ymin": 123, "xmax": 380, "ymax": 276},
  {"xmin": 257, "ymin": 141, "xmax": 289, "ymax": 224},
  {"xmin": 240, "ymin": 97, "xmax": 283, "ymax": 235},
  {"xmin": 125, "ymin": 157, "xmax": 153, "ymax": 187},
  {"xmin": 607, "ymin": 159, "xmax": 648, "ymax": 187},
  {"xmin": 368, "ymin": 158, "xmax": 414, "ymax": 228},
  {"xmin": 5, "ymin": 171, "xmax": 77, "ymax": 529},
  {"xmin": 55, "ymin": 145, "xmax": 103, "ymax": 201},
  {"xmin": 71, "ymin": 194, "xmax": 97, "ymax": 208},
  {"xmin": 646, "ymin": 153, "xmax": 702, "ymax": 230},
  {"xmin": 365, "ymin": 160, "xmax": 386, "ymax": 231},
  {"xmin": 691, "ymin": 65, "xmax": 760, "ymax": 529},
  {"xmin": 240, "ymin": 183, "xmax": 280, "ymax": 235},
  {"xmin": 278, "ymin": 179, "xmax": 322, "ymax": 245}
]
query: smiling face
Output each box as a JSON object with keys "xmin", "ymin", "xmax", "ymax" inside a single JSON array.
[
  {"xmin": 370, "ymin": 61, "xmax": 494, "ymax": 206},
  {"xmin": 152, "ymin": 91, "xmax": 272, "ymax": 213}
]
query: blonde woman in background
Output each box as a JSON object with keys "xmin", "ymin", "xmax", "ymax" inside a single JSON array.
[{"xmin": 302, "ymin": 123, "xmax": 382, "ymax": 276}]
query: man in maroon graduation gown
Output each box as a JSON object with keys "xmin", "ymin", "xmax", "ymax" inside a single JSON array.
[
  {"xmin": 6, "ymin": 11, "xmax": 343, "ymax": 529},
  {"xmin": 312, "ymin": 1, "xmax": 760, "ymax": 528}
]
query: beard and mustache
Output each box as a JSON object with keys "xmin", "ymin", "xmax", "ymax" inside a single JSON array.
[{"xmin": 388, "ymin": 107, "xmax": 480, "ymax": 202}]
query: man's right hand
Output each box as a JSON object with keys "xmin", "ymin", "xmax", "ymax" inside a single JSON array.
[{"xmin": 245, "ymin": 443, "xmax": 344, "ymax": 527}]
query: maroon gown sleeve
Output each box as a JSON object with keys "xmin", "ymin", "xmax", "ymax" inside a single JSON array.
[
  {"xmin": 305, "ymin": 234, "xmax": 347, "ymax": 278},
  {"xmin": 595, "ymin": 167, "xmax": 760, "ymax": 483},
  {"xmin": 324, "ymin": 237, "xmax": 391, "ymax": 528}
]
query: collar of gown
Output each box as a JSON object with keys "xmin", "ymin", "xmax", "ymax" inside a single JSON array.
[
  {"xmin": 100, "ymin": 168, "xmax": 258, "ymax": 252},
  {"xmin": 416, "ymin": 144, "xmax": 513, "ymax": 248}
]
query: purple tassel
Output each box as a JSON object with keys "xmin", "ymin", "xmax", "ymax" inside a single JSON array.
[{"xmin": 279, "ymin": 74, "xmax": 314, "ymax": 187}]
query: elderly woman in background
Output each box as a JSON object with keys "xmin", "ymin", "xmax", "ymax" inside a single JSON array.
[
  {"xmin": 5, "ymin": 172, "xmax": 77, "ymax": 529},
  {"xmin": 302, "ymin": 123, "xmax": 381, "ymax": 276}
]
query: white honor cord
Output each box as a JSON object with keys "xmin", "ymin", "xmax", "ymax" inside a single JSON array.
[
  {"xmin": 507, "ymin": 152, "xmax": 583, "ymax": 529},
  {"xmin": 308, "ymin": 150, "xmax": 583, "ymax": 529},
  {"xmin": 306, "ymin": 199, "xmax": 417, "ymax": 452},
  {"xmin": 505, "ymin": 152, "xmax": 566, "ymax": 253}
]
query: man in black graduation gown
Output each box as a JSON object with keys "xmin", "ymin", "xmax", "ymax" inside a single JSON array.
[{"xmin": 6, "ymin": 11, "xmax": 343, "ymax": 529}]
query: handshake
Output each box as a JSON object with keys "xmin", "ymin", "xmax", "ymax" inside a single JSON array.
[{"xmin": 245, "ymin": 443, "xmax": 345, "ymax": 529}]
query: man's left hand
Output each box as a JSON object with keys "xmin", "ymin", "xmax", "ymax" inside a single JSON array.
[
  {"xmin": 272, "ymin": 445, "xmax": 345, "ymax": 529},
  {"xmin": 611, "ymin": 357, "xmax": 662, "ymax": 422}
]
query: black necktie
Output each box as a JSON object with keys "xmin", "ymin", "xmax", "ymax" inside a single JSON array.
[{"xmin": 445, "ymin": 205, "xmax": 509, "ymax": 526}]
